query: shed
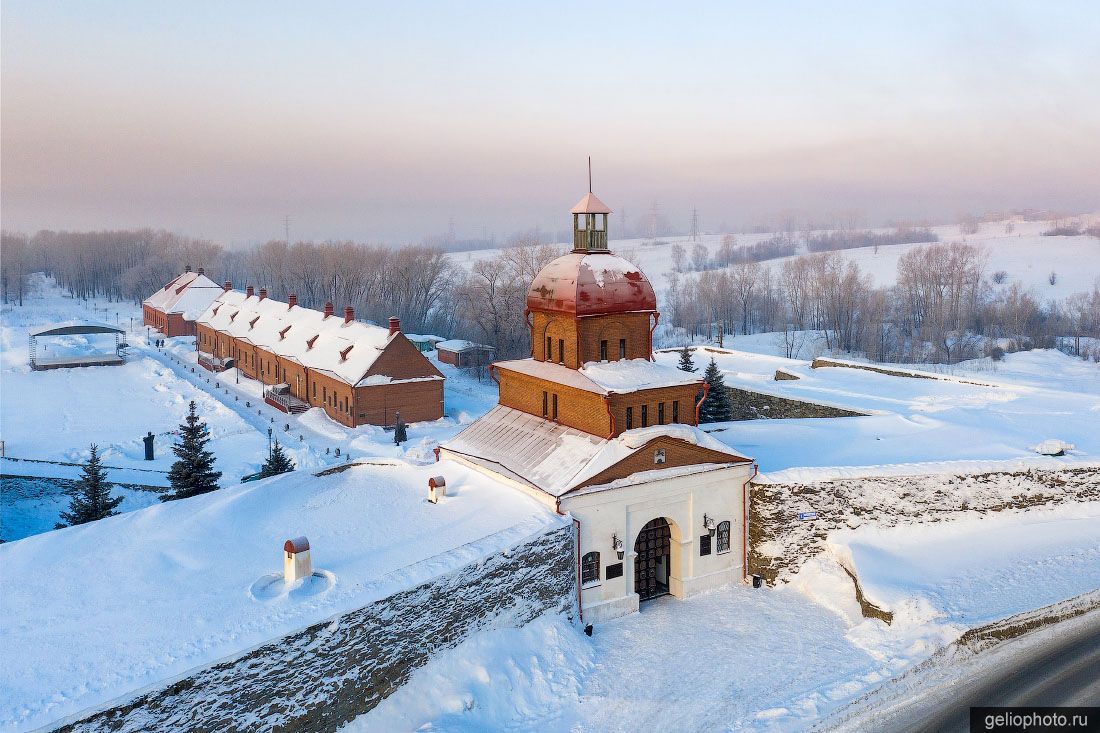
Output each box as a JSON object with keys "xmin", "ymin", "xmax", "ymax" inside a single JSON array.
[
  {"xmin": 405, "ymin": 334, "xmax": 445, "ymax": 353},
  {"xmin": 436, "ymin": 339, "xmax": 495, "ymax": 369}
]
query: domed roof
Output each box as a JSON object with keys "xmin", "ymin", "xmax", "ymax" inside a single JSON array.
[{"xmin": 527, "ymin": 252, "xmax": 657, "ymax": 316}]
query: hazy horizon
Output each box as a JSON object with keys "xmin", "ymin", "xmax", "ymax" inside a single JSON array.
[{"xmin": 3, "ymin": 1, "xmax": 1099, "ymax": 246}]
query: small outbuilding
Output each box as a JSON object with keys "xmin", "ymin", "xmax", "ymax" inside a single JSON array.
[
  {"xmin": 283, "ymin": 536, "xmax": 312, "ymax": 583},
  {"xmin": 436, "ymin": 339, "xmax": 495, "ymax": 369}
]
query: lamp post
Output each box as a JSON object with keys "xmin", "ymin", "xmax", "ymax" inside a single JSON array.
[{"xmin": 267, "ymin": 427, "xmax": 273, "ymax": 458}]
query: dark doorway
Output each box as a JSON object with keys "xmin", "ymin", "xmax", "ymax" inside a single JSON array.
[{"xmin": 634, "ymin": 517, "xmax": 672, "ymax": 601}]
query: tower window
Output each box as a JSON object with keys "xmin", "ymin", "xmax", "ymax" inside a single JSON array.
[
  {"xmin": 619, "ymin": 339, "xmax": 626, "ymax": 359},
  {"xmin": 626, "ymin": 406, "xmax": 633, "ymax": 430},
  {"xmin": 600, "ymin": 340, "xmax": 608, "ymax": 361},
  {"xmin": 546, "ymin": 336, "xmax": 552, "ymax": 361},
  {"xmin": 542, "ymin": 391, "xmax": 548, "ymax": 417},
  {"xmin": 552, "ymin": 394, "xmax": 558, "ymax": 420},
  {"xmin": 558, "ymin": 339, "xmax": 565, "ymax": 364},
  {"xmin": 658, "ymin": 402, "xmax": 665, "ymax": 424},
  {"xmin": 672, "ymin": 400, "xmax": 679, "ymax": 423},
  {"xmin": 641, "ymin": 404, "xmax": 648, "ymax": 427}
]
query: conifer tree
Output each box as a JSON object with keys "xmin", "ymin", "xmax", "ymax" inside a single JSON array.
[
  {"xmin": 698, "ymin": 357, "xmax": 733, "ymax": 423},
  {"xmin": 258, "ymin": 440, "xmax": 295, "ymax": 478},
  {"xmin": 57, "ymin": 444, "xmax": 123, "ymax": 527},
  {"xmin": 677, "ymin": 346, "xmax": 697, "ymax": 373},
  {"xmin": 162, "ymin": 400, "xmax": 222, "ymax": 501}
]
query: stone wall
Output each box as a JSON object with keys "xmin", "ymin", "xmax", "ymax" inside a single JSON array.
[
  {"xmin": 726, "ymin": 386, "xmax": 866, "ymax": 420},
  {"xmin": 58, "ymin": 523, "xmax": 577, "ymax": 733}
]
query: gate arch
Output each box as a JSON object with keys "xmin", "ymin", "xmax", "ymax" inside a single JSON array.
[{"xmin": 633, "ymin": 517, "xmax": 683, "ymax": 601}]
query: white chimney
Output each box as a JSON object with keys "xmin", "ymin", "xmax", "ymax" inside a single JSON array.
[
  {"xmin": 428, "ymin": 475, "xmax": 446, "ymax": 504},
  {"xmin": 283, "ymin": 536, "xmax": 312, "ymax": 583}
]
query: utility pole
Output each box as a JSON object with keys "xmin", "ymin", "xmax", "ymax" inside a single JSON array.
[
  {"xmin": 283, "ymin": 215, "xmax": 291, "ymax": 246},
  {"xmin": 691, "ymin": 206, "xmax": 699, "ymax": 242}
]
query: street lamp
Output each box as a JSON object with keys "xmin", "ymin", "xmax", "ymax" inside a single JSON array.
[{"xmin": 267, "ymin": 428, "xmax": 273, "ymax": 458}]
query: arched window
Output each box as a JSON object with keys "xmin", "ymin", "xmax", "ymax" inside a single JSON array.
[
  {"xmin": 581, "ymin": 551, "xmax": 601, "ymax": 586},
  {"xmin": 716, "ymin": 521, "xmax": 731, "ymax": 554}
]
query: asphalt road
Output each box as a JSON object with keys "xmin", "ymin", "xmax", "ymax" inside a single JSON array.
[{"xmin": 900, "ymin": 613, "xmax": 1100, "ymax": 732}]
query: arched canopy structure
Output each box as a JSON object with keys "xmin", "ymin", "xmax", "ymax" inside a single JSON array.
[{"xmin": 29, "ymin": 322, "xmax": 126, "ymax": 371}]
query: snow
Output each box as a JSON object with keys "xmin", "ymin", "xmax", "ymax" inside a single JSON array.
[
  {"xmin": 0, "ymin": 460, "xmax": 561, "ymax": 733},
  {"xmin": 581, "ymin": 254, "xmax": 639, "ymax": 288},
  {"xmin": 436, "ymin": 339, "xmax": 480, "ymax": 351},
  {"xmin": 579, "ymin": 358, "xmax": 701, "ymax": 392},
  {"xmin": 142, "ymin": 272, "xmax": 223, "ymax": 318}
]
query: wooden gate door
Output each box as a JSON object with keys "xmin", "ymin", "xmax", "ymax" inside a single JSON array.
[{"xmin": 634, "ymin": 518, "xmax": 671, "ymax": 601}]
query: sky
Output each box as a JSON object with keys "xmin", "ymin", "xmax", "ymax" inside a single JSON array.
[{"xmin": 2, "ymin": 1, "xmax": 1099, "ymax": 246}]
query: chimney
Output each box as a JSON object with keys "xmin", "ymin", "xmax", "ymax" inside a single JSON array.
[
  {"xmin": 246, "ymin": 285, "xmax": 254, "ymax": 298},
  {"xmin": 287, "ymin": 293, "xmax": 297, "ymax": 308},
  {"xmin": 223, "ymin": 281, "xmax": 232, "ymax": 292},
  {"xmin": 324, "ymin": 302, "xmax": 334, "ymax": 318},
  {"xmin": 185, "ymin": 264, "xmax": 192, "ymax": 273},
  {"xmin": 388, "ymin": 316, "xmax": 401, "ymax": 336},
  {"xmin": 197, "ymin": 267, "xmax": 205, "ymax": 276},
  {"xmin": 259, "ymin": 288, "xmax": 267, "ymax": 301},
  {"xmin": 344, "ymin": 306, "xmax": 355, "ymax": 324}
]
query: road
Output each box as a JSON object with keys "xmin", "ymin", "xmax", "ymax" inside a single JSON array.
[{"xmin": 862, "ymin": 610, "xmax": 1100, "ymax": 733}]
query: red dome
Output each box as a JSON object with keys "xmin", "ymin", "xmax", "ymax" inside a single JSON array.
[{"xmin": 527, "ymin": 253, "xmax": 657, "ymax": 316}]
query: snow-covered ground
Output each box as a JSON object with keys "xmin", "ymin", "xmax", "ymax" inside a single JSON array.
[
  {"xmin": 655, "ymin": 347, "xmax": 1100, "ymax": 481},
  {"xmin": 0, "ymin": 460, "xmax": 561, "ymax": 732},
  {"xmin": 348, "ymin": 502, "xmax": 1100, "ymax": 732}
]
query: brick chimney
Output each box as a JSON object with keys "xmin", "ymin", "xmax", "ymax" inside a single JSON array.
[
  {"xmin": 259, "ymin": 288, "xmax": 267, "ymax": 301},
  {"xmin": 185, "ymin": 264, "xmax": 192, "ymax": 273},
  {"xmin": 287, "ymin": 294, "xmax": 297, "ymax": 308},
  {"xmin": 246, "ymin": 285, "xmax": 254, "ymax": 298},
  {"xmin": 197, "ymin": 267, "xmax": 205, "ymax": 276},
  {"xmin": 223, "ymin": 281, "xmax": 232, "ymax": 292},
  {"xmin": 323, "ymin": 302, "xmax": 334, "ymax": 318},
  {"xmin": 344, "ymin": 306, "xmax": 354, "ymax": 324},
  {"xmin": 389, "ymin": 316, "xmax": 400, "ymax": 336}
]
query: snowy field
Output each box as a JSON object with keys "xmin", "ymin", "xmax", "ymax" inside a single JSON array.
[{"xmin": 0, "ymin": 460, "xmax": 560, "ymax": 732}]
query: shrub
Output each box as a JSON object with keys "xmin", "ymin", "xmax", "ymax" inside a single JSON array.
[{"xmin": 992, "ymin": 270, "xmax": 1008, "ymax": 284}]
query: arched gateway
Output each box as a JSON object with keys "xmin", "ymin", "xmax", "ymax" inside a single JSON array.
[{"xmin": 634, "ymin": 518, "xmax": 673, "ymax": 601}]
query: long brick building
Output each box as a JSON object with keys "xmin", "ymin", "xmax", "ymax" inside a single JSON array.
[
  {"xmin": 194, "ymin": 287, "xmax": 444, "ymax": 427},
  {"xmin": 440, "ymin": 181, "xmax": 754, "ymax": 622},
  {"xmin": 143, "ymin": 267, "xmax": 224, "ymax": 337}
]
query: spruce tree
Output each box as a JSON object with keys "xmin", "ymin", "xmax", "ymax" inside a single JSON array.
[
  {"xmin": 698, "ymin": 358, "xmax": 734, "ymax": 423},
  {"xmin": 677, "ymin": 346, "xmax": 697, "ymax": 373},
  {"xmin": 258, "ymin": 440, "xmax": 295, "ymax": 478},
  {"xmin": 57, "ymin": 444, "xmax": 123, "ymax": 527},
  {"xmin": 162, "ymin": 400, "xmax": 222, "ymax": 501}
]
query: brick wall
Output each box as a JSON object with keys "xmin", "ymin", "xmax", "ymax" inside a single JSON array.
[
  {"xmin": 497, "ymin": 369, "xmax": 611, "ymax": 436},
  {"xmin": 576, "ymin": 313, "xmax": 652, "ymax": 363},
  {"xmin": 607, "ymin": 384, "xmax": 700, "ymax": 434},
  {"xmin": 576, "ymin": 436, "xmax": 750, "ymax": 490},
  {"xmin": 57, "ymin": 523, "xmax": 577, "ymax": 733}
]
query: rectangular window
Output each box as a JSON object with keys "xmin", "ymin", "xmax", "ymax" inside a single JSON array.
[
  {"xmin": 546, "ymin": 336, "xmax": 552, "ymax": 361},
  {"xmin": 619, "ymin": 338, "xmax": 626, "ymax": 359},
  {"xmin": 626, "ymin": 406, "xmax": 633, "ymax": 430},
  {"xmin": 558, "ymin": 339, "xmax": 565, "ymax": 364},
  {"xmin": 600, "ymin": 340, "xmax": 608, "ymax": 361},
  {"xmin": 699, "ymin": 535, "xmax": 712, "ymax": 556},
  {"xmin": 605, "ymin": 563, "xmax": 624, "ymax": 579},
  {"xmin": 552, "ymin": 394, "xmax": 558, "ymax": 420},
  {"xmin": 658, "ymin": 402, "xmax": 665, "ymax": 424},
  {"xmin": 323, "ymin": 386, "xmax": 327, "ymax": 402},
  {"xmin": 641, "ymin": 404, "xmax": 648, "ymax": 427},
  {"xmin": 672, "ymin": 400, "xmax": 679, "ymax": 423},
  {"xmin": 313, "ymin": 381, "xmax": 316, "ymax": 398},
  {"xmin": 542, "ymin": 391, "xmax": 548, "ymax": 417}
]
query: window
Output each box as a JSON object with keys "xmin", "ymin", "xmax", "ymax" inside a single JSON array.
[
  {"xmin": 717, "ymin": 521, "xmax": 731, "ymax": 554},
  {"xmin": 581, "ymin": 552, "xmax": 601, "ymax": 586},
  {"xmin": 600, "ymin": 340, "xmax": 608, "ymax": 361},
  {"xmin": 546, "ymin": 336, "xmax": 552, "ymax": 361},
  {"xmin": 619, "ymin": 338, "xmax": 626, "ymax": 359},
  {"xmin": 312, "ymin": 381, "xmax": 317, "ymax": 398},
  {"xmin": 641, "ymin": 404, "xmax": 648, "ymax": 427},
  {"xmin": 542, "ymin": 391, "xmax": 548, "ymax": 417},
  {"xmin": 672, "ymin": 400, "xmax": 679, "ymax": 423},
  {"xmin": 552, "ymin": 394, "xmax": 558, "ymax": 420},
  {"xmin": 558, "ymin": 339, "xmax": 565, "ymax": 364},
  {"xmin": 626, "ymin": 406, "xmax": 633, "ymax": 430},
  {"xmin": 322, "ymin": 386, "xmax": 327, "ymax": 402},
  {"xmin": 605, "ymin": 563, "xmax": 624, "ymax": 579},
  {"xmin": 658, "ymin": 402, "xmax": 665, "ymax": 424},
  {"xmin": 699, "ymin": 535, "xmax": 712, "ymax": 556}
]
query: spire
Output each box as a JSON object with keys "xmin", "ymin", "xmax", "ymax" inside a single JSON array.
[
  {"xmin": 571, "ymin": 159, "xmax": 611, "ymax": 253},
  {"xmin": 588, "ymin": 155, "xmax": 592, "ymax": 193}
]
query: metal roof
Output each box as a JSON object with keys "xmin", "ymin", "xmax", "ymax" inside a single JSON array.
[
  {"xmin": 30, "ymin": 323, "xmax": 124, "ymax": 337},
  {"xmin": 571, "ymin": 191, "xmax": 612, "ymax": 214},
  {"xmin": 526, "ymin": 252, "xmax": 657, "ymax": 316}
]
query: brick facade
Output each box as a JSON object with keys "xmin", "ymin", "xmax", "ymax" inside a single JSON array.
[
  {"xmin": 531, "ymin": 311, "xmax": 653, "ymax": 367},
  {"xmin": 575, "ymin": 435, "xmax": 747, "ymax": 490},
  {"xmin": 143, "ymin": 305, "xmax": 196, "ymax": 338}
]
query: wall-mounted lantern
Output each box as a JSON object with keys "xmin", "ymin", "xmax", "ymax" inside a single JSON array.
[
  {"xmin": 703, "ymin": 513, "xmax": 716, "ymax": 536},
  {"xmin": 612, "ymin": 533, "xmax": 624, "ymax": 561}
]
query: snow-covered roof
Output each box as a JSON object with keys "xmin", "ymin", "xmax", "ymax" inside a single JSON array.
[
  {"xmin": 196, "ymin": 291, "xmax": 442, "ymax": 386},
  {"xmin": 0, "ymin": 461, "xmax": 563, "ymax": 732},
  {"xmin": 441, "ymin": 405, "xmax": 749, "ymax": 497},
  {"xmin": 143, "ymin": 271, "xmax": 223, "ymax": 319},
  {"xmin": 405, "ymin": 334, "xmax": 445, "ymax": 343},
  {"xmin": 436, "ymin": 339, "xmax": 492, "ymax": 352},
  {"xmin": 494, "ymin": 358, "xmax": 701, "ymax": 395}
]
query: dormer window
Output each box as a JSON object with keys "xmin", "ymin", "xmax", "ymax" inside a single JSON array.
[
  {"xmin": 339, "ymin": 345, "xmax": 353, "ymax": 362},
  {"xmin": 229, "ymin": 313, "xmax": 236, "ymax": 322},
  {"xmin": 279, "ymin": 326, "xmax": 291, "ymax": 340},
  {"xmin": 249, "ymin": 316, "xmax": 259, "ymax": 329},
  {"xmin": 306, "ymin": 335, "xmax": 319, "ymax": 350}
]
